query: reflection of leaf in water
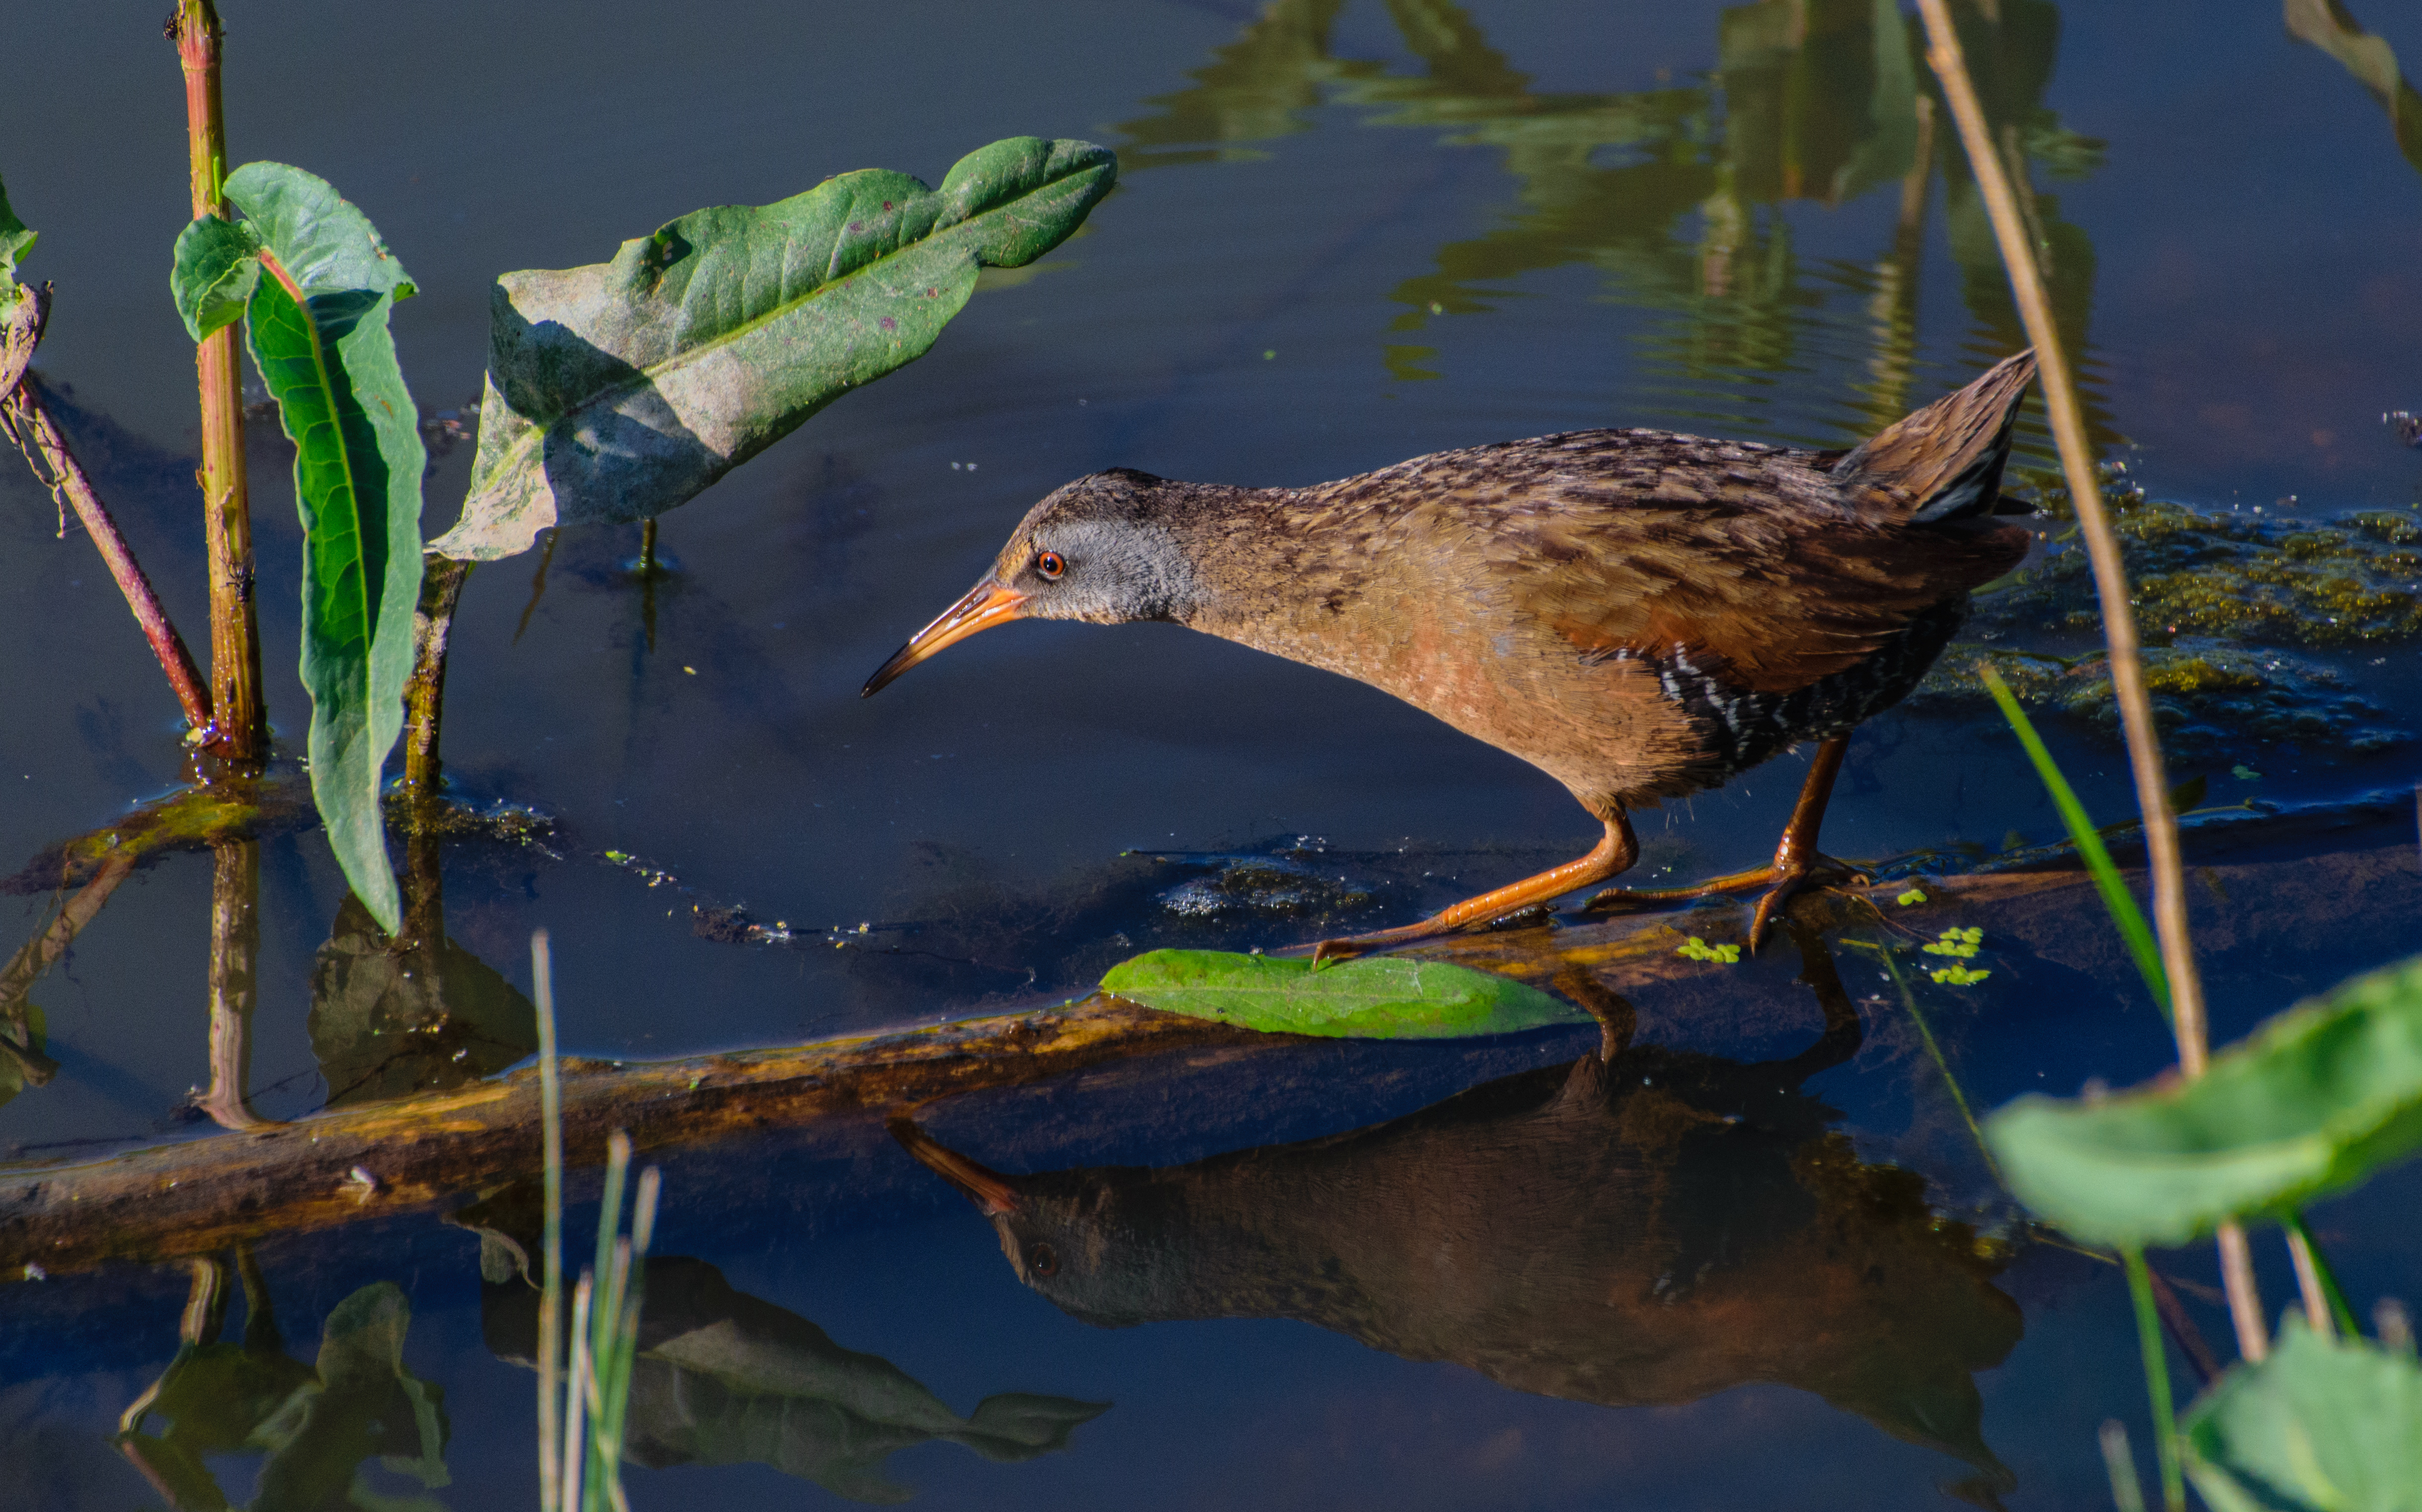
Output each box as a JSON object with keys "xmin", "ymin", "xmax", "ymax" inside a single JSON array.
[
  {"xmin": 251, "ymin": 1282, "xmax": 450, "ymax": 1512},
  {"xmin": 472, "ymin": 1247, "xmax": 1107, "ymax": 1506},
  {"xmin": 1116, "ymin": 0, "xmax": 1366, "ymax": 167},
  {"xmin": 2287, "ymin": 0, "xmax": 2422, "ymax": 175},
  {"xmin": 310, "ymin": 896, "xmax": 535, "ymax": 1107},
  {"xmin": 1118, "ymin": 0, "xmax": 2108, "ymax": 451},
  {"xmin": 120, "ymin": 1281, "xmax": 448, "ymax": 1512},
  {"xmin": 0, "ymin": 1002, "xmax": 43, "ymax": 1111}
]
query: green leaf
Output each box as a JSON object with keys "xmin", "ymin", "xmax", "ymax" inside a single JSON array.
[
  {"xmin": 1984, "ymin": 955, "xmax": 2422, "ymax": 1247},
  {"xmin": 223, "ymin": 162, "xmax": 424, "ymax": 934},
  {"xmin": 169, "ymin": 214, "xmax": 263, "ymax": 341},
  {"xmin": 1098, "ymin": 949, "xmax": 1583, "ymax": 1039},
  {"xmin": 1977, "ymin": 661, "xmax": 2172, "ymax": 1021},
  {"xmin": 0, "ymin": 170, "xmax": 33, "ymax": 293},
  {"xmin": 2182, "ymin": 1318, "xmax": 2422, "ymax": 1512},
  {"xmin": 428, "ymin": 135, "xmax": 1115, "ymax": 561}
]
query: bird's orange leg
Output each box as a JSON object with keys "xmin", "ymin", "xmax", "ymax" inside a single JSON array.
[
  {"xmin": 1305, "ymin": 813, "xmax": 1639, "ymax": 966},
  {"xmin": 1584, "ymin": 735, "xmax": 1865, "ymax": 948}
]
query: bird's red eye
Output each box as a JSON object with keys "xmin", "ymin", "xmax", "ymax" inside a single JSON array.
[{"xmin": 1036, "ymin": 551, "xmax": 1066, "ymax": 579}]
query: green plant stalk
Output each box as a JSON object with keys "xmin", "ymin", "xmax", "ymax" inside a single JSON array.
[
  {"xmin": 1977, "ymin": 663, "xmax": 2171, "ymax": 1021},
  {"xmin": 172, "ymin": 0, "xmax": 263, "ymax": 760},
  {"xmin": 534, "ymin": 930, "xmax": 563, "ymax": 1512},
  {"xmin": 562, "ymin": 1270, "xmax": 591, "ymax": 1512},
  {"xmin": 2123, "ymin": 1248, "xmax": 2185, "ymax": 1512},
  {"xmin": 2283, "ymin": 1211, "xmax": 2360, "ymax": 1338},
  {"xmin": 1916, "ymin": 0, "xmax": 2266, "ymax": 1364}
]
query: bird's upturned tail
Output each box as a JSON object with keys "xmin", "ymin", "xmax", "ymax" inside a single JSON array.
[{"xmin": 1830, "ymin": 350, "xmax": 2038, "ymax": 523}]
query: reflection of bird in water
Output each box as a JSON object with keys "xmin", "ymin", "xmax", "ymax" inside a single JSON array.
[
  {"xmin": 468, "ymin": 1230, "xmax": 1107, "ymax": 1506},
  {"xmin": 893, "ymin": 942, "xmax": 2021, "ymax": 1502},
  {"xmin": 866, "ymin": 354, "xmax": 2035, "ymax": 957}
]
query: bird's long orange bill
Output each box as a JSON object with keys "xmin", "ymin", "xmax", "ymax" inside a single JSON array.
[
  {"xmin": 887, "ymin": 1119, "xmax": 1023, "ymax": 1215},
  {"xmin": 860, "ymin": 578, "xmax": 1028, "ymax": 696}
]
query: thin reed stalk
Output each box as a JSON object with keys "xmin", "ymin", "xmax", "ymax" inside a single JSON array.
[
  {"xmin": 2123, "ymin": 1249, "xmax": 2185, "ymax": 1512},
  {"xmin": 1914, "ymin": 0, "xmax": 2266, "ymax": 1363},
  {"xmin": 534, "ymin": 930, "xmax": 563, "ymax": 1512}
]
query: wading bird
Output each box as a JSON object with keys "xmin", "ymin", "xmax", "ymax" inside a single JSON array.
[{"xmin": 865, "ymin": 353, "xmax": 2036, "ymax": 959}]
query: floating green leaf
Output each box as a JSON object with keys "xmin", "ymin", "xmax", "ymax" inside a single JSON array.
[
  {"xmin": 2182, "ymin": 1317, "xmax": 2422, "ymax": 1512},
  {"xmin": 168, "ymin": 214, "xmax": 262, "ymax": 341},
  {"xmin": 1099, "ymin": 949, "xmax": 1581, "ymax": 1039},
  {"xmin": 211, "ymin": 162, "xmax": 424, "ymax": 933},
  {"xmin": 429, "ymin": 136, "xmax": 1116, "ymax": 561},
  {"xmin": 1984, "ymin": 955, "xmax": 2422, "ymax": 1247}
]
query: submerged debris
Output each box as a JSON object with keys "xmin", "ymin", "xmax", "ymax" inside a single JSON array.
[
  {"xmin": 1920, "ymin": 486, "xmax": 2421, "ymax": 754},
  {"xmin": 1155, "ymin": 852, "xmax": 1376, "ymax": 921}
]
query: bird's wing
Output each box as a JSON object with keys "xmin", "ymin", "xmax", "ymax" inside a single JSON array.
[{"xmin": 1403, "ymin": 432, "xmax": 2029, "ymax": 694}]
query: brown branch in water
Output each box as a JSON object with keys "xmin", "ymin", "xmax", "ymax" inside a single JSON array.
[
  {"xmin": 2, "ymin": 835, "xmax": 2412, "ymax": 1279},
  {"xmin": 0, "ymin": 361, "xmax": 216, "ymax": 743},
  {"xmin": 1913, "ymin": 0, "xmax": 2260, "ymax": 1363}
]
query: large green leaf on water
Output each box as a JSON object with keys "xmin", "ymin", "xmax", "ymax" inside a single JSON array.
[
  {"xmin": 2181, "ymin": 1317, "xmax": 2422, "ymax": 1512},
  {"xmin": 427, "ymin": 135, "xmax": 1116, "ymax": 561},
  {"xmin": 1099, "ymin": 949, "xmax": 1583, "ymax": 1039},
  {"xmin": 210, "ymin": 162, "xmax": 424, "ymax": 933},
  {"xmin": 1984, "ymin": 954, "xmax": 2422, "ymax": 1247}
]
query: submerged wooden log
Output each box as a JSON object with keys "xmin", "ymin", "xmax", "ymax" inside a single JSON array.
[{"xmin": 0, "ymin": 824, "xmax": 2414, "ymax": 1278}]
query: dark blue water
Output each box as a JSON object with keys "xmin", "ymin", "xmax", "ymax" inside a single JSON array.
[{"xmin": 2, "ymin": 0, "xmax": 2420, "ymax": 1506}]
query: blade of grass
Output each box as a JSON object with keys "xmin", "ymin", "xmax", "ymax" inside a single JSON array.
[
  {"xmin": 533, "ymin": 929, "xmax": 563, "ymax": 1512},
  {"xmin": 563, "ymin": 1271, "xmax": 591, "ymax": 1512},
  {"xmin": 1977, "ymin": 662, "xmax": 2170, "ymax": 1022},
  {"xmin": 2124, "ymin": 1248, "xmax": 2186, "ymax": 1512}
]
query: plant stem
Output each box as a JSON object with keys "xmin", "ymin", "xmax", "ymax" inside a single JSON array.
[
  {"xmin": 534, "ymin": 929, "xmax": 563, "ymax": 1512},
  {"xmin": 2283, "ymin": 1211, "xmax": 2359, "ymax": 1338},
  {"xmin": 1914, "ymin": 0, "xmax": 2264, "ymax": 1360},
  {"xmin": 173, "ymin": 0, "xmax": 265, "ymax": 763},
  {"xmin": 1, "ymin": 371, "xmax": 214, "ymax": 740},
  {"xmin": 401, "ymin": 556, "xmax": 472, "ymax": 815},
  {"xmin": 2123, "ymin": 1248, "xmax": 2185, "ymax": 1512}
]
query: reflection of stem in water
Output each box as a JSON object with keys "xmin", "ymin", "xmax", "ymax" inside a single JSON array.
[
  {"xmin": 515, "ymin": 527, "xmax": 558, "ymax": 644},
  {"xmin": 1866, "ymin": 939, "xmax": 1994, "ymax": 1178},
  {"xmin": 640, "ymin": 521, "xmax": 660, "ymax": 654},
  {"xmin": 1860, "ymin": 95, "xmax": 1934, "ymax": 428},
  {"xmin": 200, "ymin": 841, "xmax": 272, "ymax": 1131},
  {"xmin": 0, "ymin": 849, "xmax": 135, "ymax": 1085}
]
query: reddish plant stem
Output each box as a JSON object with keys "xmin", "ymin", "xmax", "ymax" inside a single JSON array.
[
  {"xmin": 2, "ymin": 374, "xmax": 216, "ymax": 739},
  {"xmin": 174, "ymin": 0, "xmax": 266, "ymax": 763}
]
